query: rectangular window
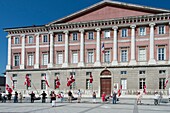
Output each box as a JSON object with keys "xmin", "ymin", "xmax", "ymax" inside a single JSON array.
[
  {"xmin": 86, "ymin": 72, "xmax": 92, "ymax": 76},
  {"xmin": 139, "ymin": 27, "xmax": 146, "ymax": 36},
  {"xmin": 88, "ymin": 32, "xmax": 94, "ymax": 40},
  {"xmin": 139, "ymin": 70, "xmax": 145, "ymax": 75},
  {"xmin": 121, "ymin": 78, "xmax": 127, "ymax": 89},
  {"xmin": 72, "ymin": 52, "xmax": 78, "ymax": 63},
  {"xmin": 104, "ymin": 50, "xmax": 110, "ymax": 63},
  {"xmin": 120, "ymin": 71, "xmax": 127, "ymax": 75},
  {"xmin": 73, "ymin": 33, "xmax": 78, "ymax": 41},
  {"xmin": 28, "ymin": 36, "xmax": 34, "ymax": 44},
  {"xmin": 42, "ymin": 54, "xmax": 48, "ymax": 65},
  {"xmin": 87, "ymin": 51, "xmax": 94, "ymax": 63},
  {"xmin": 121, "ymin": 29, "xmax": 128, "ymax": 37},
  {"xmin": 159, "ymin": 78, "xmax": 165, "ymax": 89},
  {"xmin": 159, "ymin": 70, "xmax": 166, "ymax": 74},
  {"xmin": 138, "ymin": 48, "xmax": 146, "ymax": 61},
  {"xmin": 14, "ymin": 54, "xmax": 20, "ymax": 66},
  {"xmin": 104, "ymin": 30, "xmax": 110, "ymax": 39},
  {"xmin": 55, "ymin": 72, "xmax": 60, "ymax": 76},
  {"xmin": 86, "ymin": 79, "xmax": 92, "ymax": 89},
  {"xmin": 12, "ymin": 74, "xmax": 17, "ymax": 77},
  {"xmin": 70, "ymin": 82, "xmax": 75, "ymax": 90},
  {"xmin": 158, "ymin": 25, "xmax": 165, "ymax": 34},
  {"xmin": 41, "ymin": 80, "xmax": 46, "ymax": 90},
  {"xmin": 70, "ymin": 72, "xmax": 76, "ymax": 76},
  {"xmin": 41, "ymin": 73, "xmax": 46, "ymax": 77},
  {"xmin": 14, "ymin": 36, "xmax": 20, "ymax": 44},
  {"xmin": 158, "ymin": 47, "xmax": 165, "ymax": 60},
  {"xmin": 58, "ymin": 34, "xmax": 62, "ymax": 42},
  {"xmin": 57, "ymin": 53, "xmax": 63, "ymax": 64},
  {"xmin": 43, "ymin": 35, "xmax": 48, "ymax": 43},
  {"xmin": 28, "ymin": 54, "xmax": 34, "ymax": 66},
  {"xmin": 13, "ymin": 80, "xmax": 17, "ymax": 90},
  {"xmin": 121, "ymin": 50, "xmax": 127, "ymax": 62},
  {"xmin": 139, "ymin": 78, "xmax": 145, "ymax": 89}
]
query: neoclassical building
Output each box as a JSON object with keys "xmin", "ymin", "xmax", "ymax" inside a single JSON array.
[{"xmin": 4, "ymin": 0, "xmax": 170, "ymax": 96}]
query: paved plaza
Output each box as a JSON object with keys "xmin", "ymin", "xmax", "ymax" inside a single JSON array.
[{"xmin": 0, "ymin": 98, "xmax": 170, "ymax": 113}]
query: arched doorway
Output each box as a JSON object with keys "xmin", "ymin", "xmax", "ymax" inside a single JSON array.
[{"xmin": 100, "ymin": 69, "xmax": 111, "ymax": 96}]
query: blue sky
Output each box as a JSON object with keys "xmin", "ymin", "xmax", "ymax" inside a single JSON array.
[{"xmin": 0, "ymin": 0, "xmax": 170, "ymax": 75}]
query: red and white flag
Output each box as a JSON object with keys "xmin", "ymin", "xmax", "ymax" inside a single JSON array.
[
  {"xmin": 56, "ymin": 76, "xmax": 60, "ymax": 89},
  {"xmin": 164, "ymin": 75, "xmax": 169, "ymax": 88},
  {"xmin": 117, "ymin": 85, "xmax": 122, "ymax": 97},
  {"xmin": 10, "ymin": 76, "xmax": 14, "ymax": 89},
  {"xmin": 67, "ymin": 75, "xmax": 75, "ymax": 87},
  {"xmin": 143, "ymin": 84, "xmax": 147, "ymax": 94},
  {"xmin": 24, "ymin": 74, "xmax": 31, "ymax": 87},
  {"xmin": 6, "ymin": 84, "xmax": 12, "ymax": 93},
  {"xmin": 90, "ymin": 74, "xmax": 93, "ymax": 83},
  {"xmin": 44, "ymin": 75, "xmax": 50, "ymax": 87},
  {"xmin": 101, "ymin": 42, "xmax": 105, "ymax": 53}
]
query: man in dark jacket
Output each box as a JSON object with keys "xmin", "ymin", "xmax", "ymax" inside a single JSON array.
[{"xmin": 41, "ymin": 91, "xmax": 47, "ymax": 103}]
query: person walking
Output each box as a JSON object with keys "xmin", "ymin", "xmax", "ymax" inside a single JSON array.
[
  {"xmin": 154, "ymin": 92, "xmax": 160, "ymax": 105},
  {"xmin": 29, "ymin": 91, "xmax": 35, "ymax": 103},
  {"xmin": 136, "ymin": 92, "xmax": 142, "ymax": 105},
  {"xmin": 18, "ymin": 92, "xmax": 23, "ymax": 103},
  {"xmin": 102, "ymin": 92, "xmax": 106, "ymax": 103},
  {"xmin": 41, "ymin": 91, "xmax": 47, "ymax": 103},
  {"xmin": 60, "ymin": 92, "xmax": 64, "ymax": 103},
  {"xmin": 14, "ymin": 91, "xmax": 18, "ymax": 103},
  {"xmin": 7, "ymin": 92, "xmax": 12, "ymax": 103},
  {"xmin": 1, "ymin": 91, "xmax": 6, "ymax": 103},
  {"xmin": 77, "ymin": 89, "xmax": 82, "ymax": 103},
  {"xmin": 112, "ymin": 91, "xmax": 117, "ymax": 104},
  {"xmin": 92, "ymin": 92, "xmax": 96, "ymax": 103}
]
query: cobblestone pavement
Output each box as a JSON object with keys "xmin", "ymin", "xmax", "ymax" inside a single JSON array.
[{"xmin": 0, "ymin": 98, "xmax": 170, "ymax": 113}]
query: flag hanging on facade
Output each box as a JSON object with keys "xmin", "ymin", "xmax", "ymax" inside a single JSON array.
[
  {"xmin": 101, "ymin": 42, "xmax": 105, "ymax": 53},
  {"xmin": 24, "ymin": 74, "xmax": 31, "ymax": 87},
  {"xmin": 90, "ymin": 74, "xmax": 93, "ymax": 83},
  {"xmin": 44, "ymin": 75, "xmax": 50, "ymax": 87},
  {"xmin": 117, "ymin": 85, "xmax": 122, "ymax": 97},
  {"xmin": 143, "ymin": 84, "xmax": 146, "ymax": 94},
  {"xmin": 164, "ymin": 75, "xmax": 169, "ymax": 88},
  {"xmin": 6, "ymin": 84, "xmax": 12, "ymax": 93},
  {"xmin": 67, "ymin": 75, "xmax": 75, "ymax": 87},
  {"xmin": 56, "ymin": 76, "xmax": 60, "ymax": 88},
  {"xmin": 10, "ymin": 76, "xmax": 14, "ymax": 89}
]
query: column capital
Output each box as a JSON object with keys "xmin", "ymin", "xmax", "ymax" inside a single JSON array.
[
  {"xmin": 95, "ymin": 28, "xmax": 101, "ymax": 31},
  {"xmin": 79, "ymin": 29, "xmax": 84, "ymax": 33},
  {"xmin": 64, "ymin": 30, "xmax": 69, "ymax": 34},
  {"xmin": 149, "ymin": 23, "xmax": 156, "ymax": 27},
  {"xmin": 49, "ymin": 31, "xmax": 53, "ymax": 34},
  {"xmin": 130, "ymin": 24, "xmax": 136, "ymax": 29},
  {"xmin": 21, "ymin": 34, "xmax": 25, "ymax": 38},
  {"xmin": 112, "ymin": 26, "xmax": 118, "ymax": 30},
  {"xmin": 6, "ymin": 35, "xmax": 11, "ymax": 38}
]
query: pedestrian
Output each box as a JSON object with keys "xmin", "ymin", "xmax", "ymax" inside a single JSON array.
[
  {"xmin": 77, "ymin": 89, "xmax": 82, "ymax": 103},
  {"xmin": 68, "ymin": 90, "xmax": 72, "ymax": 103},
  {"xmin": 7, "ymin": 92, "xmax": 12, "ymax": 103},
  {"xmin": 18, "ymin": 92, "xmax": 23, "ymax": 103},
  {"xmin": 154, "ymin": 92, "xmax": 160, "ymax": 105},
  {"xmin": 29, "ymin": 91, "xmax": 35, "ymax": 103},
  {"xmin": 101, "ymin": 92, "xmax": 106, "ymax": 103},
  {"xmin": 41, "ymin": 91, "xmax": 47, "ymax": 103},
  {"xmin": 14, "ymin": 91, "xmax": 18, "ymax": 103},
  {"xmin": 60, "ymin": 92, "xmax": 64, "ymax": 103},
  {"xmin": 1, "ymin": 91, "xmax": 6, "ymax": 103},
  {"xmin": 136, "ymin": 92, "xmax": 142, "ymax": 105},
  {"xmin": 51, "ymin": 91, "xmax": 56, "ymax": 107},
  {"xmin": 92, "ymin": 92, "xmax": 96, "ymax": 103},
  {"xmin": 112, "ymin": 91, "xmax": 117, "ymax": 104}
]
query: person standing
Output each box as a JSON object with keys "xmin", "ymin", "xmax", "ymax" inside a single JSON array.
[
  {"xmin": 60, "ymin": 92, "xmax": 64, "ymax": 103},
  {"xmin": 102, "ymin": 92, "xmax": 106, "ymax": 103},
  {"xmin": 1, "ymin": 91, "xmax": 6, "ymax": 103},
  {"xmin": 92, "ymin": 92, "xmax": 96, "ymax": 103},
  {"xmin": 77, "ymin": 89, "xmax": 82, "ymax": 103},
  {"xmin": 68, "ymin": 90, "xmax": 72, "ymax": 103},
  {"xmin": 14, "ymin": 91, "xmax": 18, "ymax": 103},
  {"xmin": 18, "ymin": 92, "xmax": 23, "ymax": 103},
  {"xmin": 41, "ymin": 91, "xmax": 47, "ymax": 103},
  {"xmin": 7, "ymin": 92, "xmax": 12, "ymax": 103},
  {"xmin": 136, "ymin": 92, "xmax": 142, "ymax": 105},
  {"xmin": 29, "ymin": 91, "xmax": 35, "ymax": 103},
  {"xmin": 154, "ymin": 92, "xmax": 160, "ymax": 105},
  {"xmin": 112, "ymin": 91, "xmax": 117, "ymax": 104}
]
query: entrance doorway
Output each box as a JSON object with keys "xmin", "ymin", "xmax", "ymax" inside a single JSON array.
[{"xmin": 100, "ymin": 69, "xmax": 111, "ymax": 96}]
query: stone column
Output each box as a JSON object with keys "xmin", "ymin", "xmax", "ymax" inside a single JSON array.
[
  {"xmin": 148, "ymin": 23, "xmax": 156, "ymax": 64},
  {"xmin": 129, "ymin": 24, "xmax": 137, "ymax": 65},
  {"xmin": 94, "ymin": 28, "xmax": 101, "ymax": 66},
  {"xmin": 20, "ymin": 34, "xmax": 25, "ymax": 69},
  {"xmin": 6, "ymin": 35, "xmax": 12, "ymax": 70},
  {"xmin": 34, "ymin": 33, "xmax": 40, "ymax": 69},
  {"xmin": 168, "ymin": 22, "xmax": 170, "ymax": 64},
  {"xmin": 48, "ymin": 32, "xmax": 54, "ymax": 68},
  {"xmin": 62, "ymin": 30, "xmax": 69, "ymax": 67},
  {"xmin": 112, "ymin": 26, "xmax": 118, "ymax": 65},
  {"xmin": 78, "ymin": 29, "xmax": 85, "ymax": 67}
]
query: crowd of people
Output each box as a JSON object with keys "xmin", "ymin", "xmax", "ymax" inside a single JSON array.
[{"xmin": 0, "ymin": 90, "xmax": 166, "ymax": 106}]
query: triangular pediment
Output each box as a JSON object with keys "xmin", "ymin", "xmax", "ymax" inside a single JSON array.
[{"xmin": 47, "ymin": 0, "xmax": 170, "ymax": 25}]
